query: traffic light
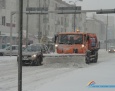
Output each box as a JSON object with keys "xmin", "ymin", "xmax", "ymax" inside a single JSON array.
[{"xmin": 96, "ymin": 9, "xmax": 115, "ymax": 14}]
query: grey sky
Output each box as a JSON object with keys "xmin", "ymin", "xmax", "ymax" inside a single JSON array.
[
  {"xmin": 64, "ymin": 0, "xmax": 115, "ymax": 10},
  {"xmin": 63, "ymin": 0, "xmax": 115, "ymax": 18}
]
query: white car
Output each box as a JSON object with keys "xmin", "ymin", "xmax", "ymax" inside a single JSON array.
[
  {"xmin": 108, "ymin": 46, "xmax": 115, "ymax": 53},
  {"xmin": 0, "ymin": 45, "xmax": 25, "ymax": 56}
]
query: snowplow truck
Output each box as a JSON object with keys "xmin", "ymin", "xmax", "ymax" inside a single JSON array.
[{"xmin": 43, "ymin": 30, "xmax": 100, "ymax": 67}]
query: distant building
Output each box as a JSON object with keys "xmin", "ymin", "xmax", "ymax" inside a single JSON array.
[
  {"xmin": 93, "ymin": 14, "xmax": 115, "ymax": 39},
  {"xmin": 0, "ymin": 0, "xmax": 86, "ymax": 45},
  {"xmin": 85, "ymin": 17, "xmax": 106, "ymax": 48},
  {"xmin": 85, "ymin": 18, "xmax": 106, "ymax": 41}
]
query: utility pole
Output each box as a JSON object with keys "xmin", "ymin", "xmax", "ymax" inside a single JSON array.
[
  {"xmin": 74, "ymin": 12, "xmax": 76, "ymax": 32},
  {"xmin": 38, "ymin": 0, "xmax": 41, "ymax": 43},
  {"xmin": 69, "ymin": 0, "xmax": 83, "ymax": 32},
  {"xmin": 18, "ymin": 0, "xmax": 23, "ymax": 91},
  {"xmin": 106, "ymin": 14, "xmax": 108, "ymax": 51},
  {"xmin": 10, "ymin": 12, "xmax": 16, "ymax": 56},
  {"xmin": 26, "ymin": 0, "xmax": 29, "ymax": 47},
  {"xmin": 44, "ymin": 0, "xmax": 47, "ymax": 36},
  {"xmin": 65, "ymin": 15, "xmax": 67, "ymax": 32},
  {"xmin": 10, "ymin": 12, "xmax": 13, "ymax": 57}
]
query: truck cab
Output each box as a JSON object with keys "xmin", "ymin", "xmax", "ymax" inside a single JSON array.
[{"xmin": 54, "ymin": 31, "xmax": 100, "ymax": 64}]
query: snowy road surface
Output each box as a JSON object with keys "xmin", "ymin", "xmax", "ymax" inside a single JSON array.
[{"xmin": 0, "ymin": 49, "xmax": 115, "ymax": 91}]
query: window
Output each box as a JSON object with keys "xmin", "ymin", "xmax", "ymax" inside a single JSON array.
[
  {"xmin": 57, "ymin": 18, "xmax": 60, "ymax": 25},
  {"xmin": 61, "ymin": 28, "xmax": 63, "ymax": 32},
  {"xmin": 48, "ymin": 25, "xmax": 50, "ymax": 30},
  {"xmin": 55, "ymin": 3, "xmax": 57, "ymax": 9},
  {"xmin": 90, "ymin": 38, "xmax": 96, "ymax": 47},
  {"xmin": 2, "ymin": 16, "xmax": 5, "ymax": 26},
  {"xmin": 48, "ymin": 0, "xmax": 50, "ymax": 6},
  {"xmin": 59, "ymin": 34, "xmax": 83, "ymax": 44},
  {"xmin": 0, "ymin": 0, "xmax": 6, "ymax": 9},
  {"xmin": 52, "ymin": 13, "xmax": 54, "ymax": 19},
  {"xmin": 61, "ymin": 17, "xmax": 63, "ymax": 25}
]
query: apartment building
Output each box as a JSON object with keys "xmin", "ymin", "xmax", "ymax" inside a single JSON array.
[{"xmin": 0, "ymin": 0, "xmax": 86, "ymax": 47}]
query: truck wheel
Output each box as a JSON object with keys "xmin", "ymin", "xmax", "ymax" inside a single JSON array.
[
  {"xmin": 93, "ymin": 52, "xmax": 98, "ymax": 63},
  {"xmin": 85, "ymin": 56, "xmax": 90, "ymax": 64},
  {"xmin": 85, "ymin": 51, "xmax": 91, "ymax": 64}
]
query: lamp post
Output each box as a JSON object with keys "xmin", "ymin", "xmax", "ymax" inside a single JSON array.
[
  {"xmin": 69, "ymin": 0, "xmax": 83, "ymax": 32},
  {"xmin": 38, "ymin": 0, "xmax": 41, "ymax": 43},
  {"xmin": 10, "ymin": 12, "xmax": 16, "ymax": 56},
  {"xmin": 106, "ymin": 14, "xmax": 108, "ymax": 51},
  {"xmin": 26, "ymin": 0, "xmax": 29, "ymax": 47}
]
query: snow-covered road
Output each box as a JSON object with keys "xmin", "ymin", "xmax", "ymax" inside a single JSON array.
[{"xmin": 0, "ymin": 49, "xmax": 115, "ymax": 91}]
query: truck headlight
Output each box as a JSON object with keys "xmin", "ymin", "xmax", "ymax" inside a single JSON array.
[
  {"xmin": 82, "ymin": 44, "xmax": 85, "ymax": 48},
  {"xmin": 32, "ymin": 54, "xmax": 36, "ymax": 58},
  {"xmin": 55, "ymin": 44, "xmax": 58, "ymax": 48}
]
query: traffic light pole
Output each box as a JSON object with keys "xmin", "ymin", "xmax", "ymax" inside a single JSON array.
[{"xmin": 25, "ymin": 8, "xmax": 115, "ymax": 14}]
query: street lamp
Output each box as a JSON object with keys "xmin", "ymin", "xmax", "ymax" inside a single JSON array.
[
  {"xmin": 106, "ymin": 14, "xmax": 108, "ymax": 51},
  {"xmin": 26, "ymin": 0, "xmax": 29, "ymax": 47},
  {"xmin": 10, "ymin": 12, "xmax": 16, "ymax": 56},
  {"xmin": 69, "ymin": 0, "xmax": 83, "ymax": 32}
]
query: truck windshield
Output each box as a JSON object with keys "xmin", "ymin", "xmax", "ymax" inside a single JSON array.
[{"xmin": 58, "ymin": 34, "xmax": 83, "ymax": 44}]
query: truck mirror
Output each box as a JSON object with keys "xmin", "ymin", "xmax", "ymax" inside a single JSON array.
[{"xmin": 54, "ymin": 34, "xmax": 58, "ymax": 43}]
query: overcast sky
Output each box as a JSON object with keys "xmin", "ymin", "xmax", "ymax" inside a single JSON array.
[
  {"xmin": 64, "ymin": 0, "xmax": 115, "ymax": 9},
  {"xmin": 63, "ymin": 0, "xmax": 115, "ymax": 17}
]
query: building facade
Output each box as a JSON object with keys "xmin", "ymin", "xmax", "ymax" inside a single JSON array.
[{"xmin": 0, "ymin": 0, "xmax": 86, "ymax": 46}]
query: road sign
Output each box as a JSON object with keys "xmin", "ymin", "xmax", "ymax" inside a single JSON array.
[
  {"xmin": 26, "ymin": 7, "xmax": 48, "ymax": 11},
  {"xmin": 26, "ymin": 6, "xmax": 81, "ymax": 14},
  {"xmin": 57, "ymin": 6, "xmax": 81, "ymax": 10},
  {"xmin": 56, "ymin": 6, "xmax": 81, "ymax": 14}
]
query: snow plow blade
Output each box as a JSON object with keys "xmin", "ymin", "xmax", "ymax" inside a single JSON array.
[{"xmin": 43, "ymin": 53, "xmax": 87, "ymax": 68}]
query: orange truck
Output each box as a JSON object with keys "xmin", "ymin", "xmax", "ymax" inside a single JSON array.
[{"xmin": 54, "ymin": 30, "xmax": 100, "ymax": 64}]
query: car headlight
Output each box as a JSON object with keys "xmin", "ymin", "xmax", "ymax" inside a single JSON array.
[
  {"xmin": 108, "ymin": 50, "xmax": 110, "ymax": 51},
  {"xmin": 32, "ymin": 54, "xmax": 36, "ymax": 58},
  {"xmin": 55, "ymin": 44, "xmax": 58, "ymax": 48}
]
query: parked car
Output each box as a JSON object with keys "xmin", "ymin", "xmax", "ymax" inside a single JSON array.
[
  {"xmin": 46, "ymin": 43, "xmax": 55, "ymax": 53},
  {"xmin": 0, "ymin": 45, "xmax": 25, "ymax": 56},
  {"xmin": 108, "ymin": 46, "xmax": 115, "ymax": 53},
  {"xmin": 17, "ymin": 43, "xmax": 49, "ymax": 66},
  {"xmin": 36, "ymin": 43, "xmax": 50, "ymax": 54}
]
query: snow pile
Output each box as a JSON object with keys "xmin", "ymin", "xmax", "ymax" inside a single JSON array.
[{"xmin": 36, "ymin": 57, "xmax": 115, "ymax": 91}]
